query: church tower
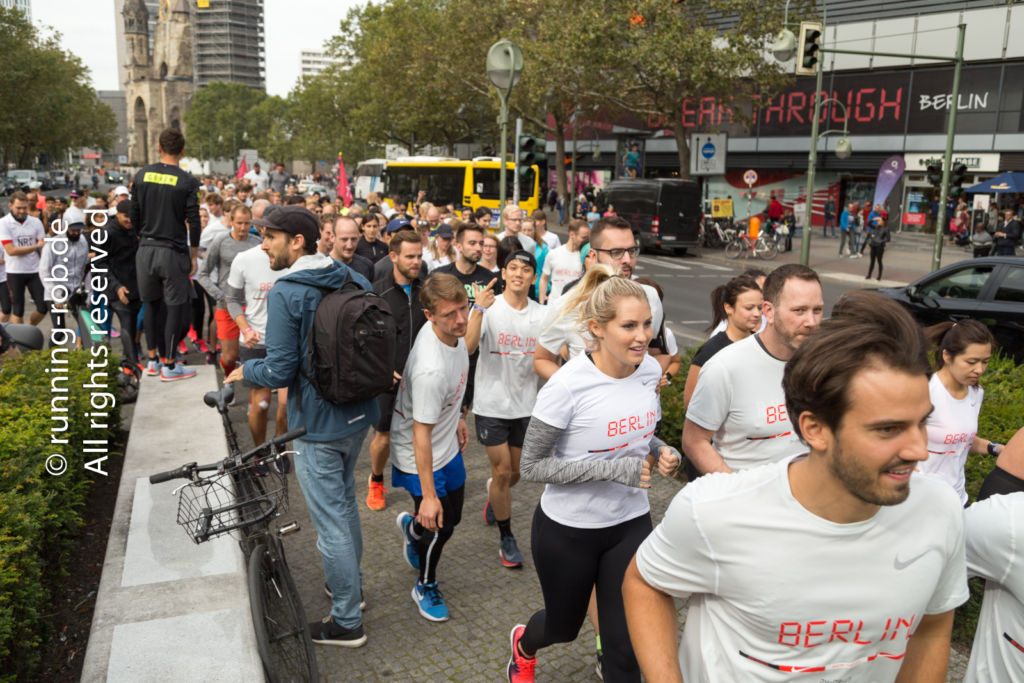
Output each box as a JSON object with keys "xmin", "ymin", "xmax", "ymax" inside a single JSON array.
[{"xmin": 123, "ymin": 0, "xmax": 151, "ymax": 165}]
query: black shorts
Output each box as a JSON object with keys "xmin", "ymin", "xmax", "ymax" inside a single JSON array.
[
  {"xmin": 375, "ymin": 390, "xmax": 397, "ymax": 433},
  {"xmin": 136, "ymin": 244, "xmax": 193, "ymax": 306},
  {"xmin": 7, "ymin": 272, "xmax": 48, "ymax": 317},
  {"xmin": 475, "ymin": 415, "xmax": 530, "ymax": 448},
  {"xmin": 239, "ymin": 345, "xmax": 267, "ymax": 388},
  {"xmin": 0, "ymin": 280, "xmax": 10, "ymax": 315}
]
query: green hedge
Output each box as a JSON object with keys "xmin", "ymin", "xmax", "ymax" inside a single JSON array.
[
  {"xmin": 0, "ymin": 349, "xmax": 120, "ymax": 681},
  {"xmin": 659, "ymin": 348, "xmax": 1024, "ymax": 647}
]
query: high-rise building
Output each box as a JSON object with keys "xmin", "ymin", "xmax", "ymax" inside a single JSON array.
[
  {"xmin": 0, "ymin": 0, "xmax": 31, "ymax": 21},
  {"xmin": 193, "ymin": 0, "xmax": 266, "ymax": 90},
  {"xmin": 299, "ymin": 50, "xmax": 342, "ymax": 79},
  {"xmin": 114, "ymin": 0, "xmax": 265, "ymax": 91}
]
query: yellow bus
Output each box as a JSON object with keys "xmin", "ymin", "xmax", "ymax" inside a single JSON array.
[{"xmin": 382, "ymin": 156, "xmax": 540, "ymax": 225}]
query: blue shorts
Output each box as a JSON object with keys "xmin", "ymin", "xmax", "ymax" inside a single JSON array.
[{"xmin": 392, "ymin": 453, "xmax": 466, "ymax": 498}]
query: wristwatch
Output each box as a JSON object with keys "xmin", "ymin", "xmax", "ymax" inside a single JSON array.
[
  {"xmin": 664, "ymin": 371, "xmax": 673, "ymax": 381},
  {"xmin": 988, "ymin": 442, "xmax": 1002, "ymax": 456}
]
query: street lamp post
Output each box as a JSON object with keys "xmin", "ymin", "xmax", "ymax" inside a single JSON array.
[
  {"xmin": 486, "ymin": 39, "xmax": 522, "ymax": 231},
  {"xmin": 801, "ymin": 89, "xmax": 852, "ymax": 266}
]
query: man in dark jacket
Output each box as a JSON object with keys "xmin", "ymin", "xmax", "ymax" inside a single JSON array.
[
  {"xmin": 994, "ymin": 209, "xmax": 1021, "ymax": 256},
  {"xmin": 107, "ymin": 200, "xmax": 142, "ymax": 367},
  {"xmin": 225, "ymin": 205, "xmax": 379, "ymax": 649},
  {"xmin": 365, "ymin": 229, "xmax": 428, "ymax": 511}
]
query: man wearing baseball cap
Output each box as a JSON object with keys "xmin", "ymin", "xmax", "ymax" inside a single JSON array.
[{"xmin": 225, "ymin": 205, "xmax": 379, "ymax": 649}]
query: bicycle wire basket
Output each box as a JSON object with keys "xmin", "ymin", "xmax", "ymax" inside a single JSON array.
[{"xmin": 174, "ymin": 457, "xmax": 289, "ymax": 544}]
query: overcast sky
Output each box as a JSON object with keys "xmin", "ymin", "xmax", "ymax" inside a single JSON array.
[{"xmin": 31, "ymin": 0, "xmax": 362, "ymax": 96}]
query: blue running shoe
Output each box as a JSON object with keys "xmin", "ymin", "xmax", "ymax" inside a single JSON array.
[
  {"xmin": 160, "ymin": 364, "xmax": 197, "ymax": 382},
  {"xmin": 396, "ymin": 511, "xmax": 420, "ymax": 570},
  {"xmin": 411, "ymin": 580, "xmax": 449, "ymax": 622}
]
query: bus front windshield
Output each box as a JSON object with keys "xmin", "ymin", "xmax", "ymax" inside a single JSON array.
[{"xmin": 385, "ymin": 166, "xmax": 465, "ymax": 206}]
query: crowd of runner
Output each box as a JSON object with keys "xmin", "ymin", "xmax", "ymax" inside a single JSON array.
[{"xmin": 8, "ymin": 128, "xmax": 1022, "ymax": 682}]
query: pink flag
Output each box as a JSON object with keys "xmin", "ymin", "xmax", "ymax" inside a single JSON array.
[
  {"xmin": 236, "ymin": 154, "xmax": 248, "ymax": 180},
  {"xmin": 336, "ymin": 153, "xmax": 353, "ymax": 207}
]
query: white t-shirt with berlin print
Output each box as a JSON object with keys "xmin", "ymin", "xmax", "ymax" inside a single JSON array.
[
  {"xmin": 531, "ymin": 352, "xmax": 662, "ymax": 529},
  {"xmin": 472, "ymin": 293, "xmax": 546, "ymax": 419}
]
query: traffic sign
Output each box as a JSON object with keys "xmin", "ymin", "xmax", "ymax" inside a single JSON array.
[
  {"xmin": 689, "ymin": 133, "xmax": 727, "ymax": 176},
  {"xmin": 743, "ymin": 169, "xmax": 758, "ymax": 186}
]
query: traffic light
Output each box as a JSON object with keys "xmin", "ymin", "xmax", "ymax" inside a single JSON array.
[
  {"xmin": 517, "ymin": 134, "xmax": 544, "ymax": 178},
  {"xmin": 926, "ymin": 161, "xmax": 943, "ymax": 188},
  {"xmin": 950, "ymin": 163, "xmax": 967, "ymax": 199},
  {"xmin": 795, "ymin": 21, "xmax": 823, "ymax": 76}
]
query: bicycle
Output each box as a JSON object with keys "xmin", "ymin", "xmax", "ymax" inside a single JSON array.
[
  {"xmin": 724, "ymin": 230, "xmax": 779, "ymax": 260},
  {"xmin": 150, "ymin": 384, "xmax": 318, "ymax": 682}
]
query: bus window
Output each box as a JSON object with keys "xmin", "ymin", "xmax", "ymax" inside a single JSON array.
[
  {"xmin": 385, "ymin": 166, "xmax": 465, "ymax": 206},
  {"xmin": 472, "ymin": 167, "xmax": 535, "ymax": 201}
]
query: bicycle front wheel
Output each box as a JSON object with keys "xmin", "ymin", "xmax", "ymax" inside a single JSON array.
[
  {"xmin": 756, "ymin": 237, "xmax": 779, "ymax": 260},
  {"xmin": 724, "ymin": 238, "xmax": 743, "ymax": 259},
  {"xmin": 248, "ymin": 539, "xmax": 318, "ymax": 683}
]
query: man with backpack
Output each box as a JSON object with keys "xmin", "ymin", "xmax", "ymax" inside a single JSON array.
[{"xmin": 225, "ymin": 205, "xmax": 381, "ymax": 649}]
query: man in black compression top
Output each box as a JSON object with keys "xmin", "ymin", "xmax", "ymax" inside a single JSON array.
[{"xmin": 130, "ymin": 128, "xmax": 201, "ymax": 381}]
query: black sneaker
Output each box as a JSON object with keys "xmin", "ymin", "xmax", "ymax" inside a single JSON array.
[{"xmin": 309, "ymin": 615, "xmax": 367, "ymax": 647}]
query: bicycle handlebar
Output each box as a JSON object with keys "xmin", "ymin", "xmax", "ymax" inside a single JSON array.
[{"xmin": 149, "ymin": 427, "xmax": 306, "ymax": 485}]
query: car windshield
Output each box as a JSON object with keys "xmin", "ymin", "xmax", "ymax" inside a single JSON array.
[{"xmin": 915, "ymin": 265, "xmax": 994, "ymax": 299}]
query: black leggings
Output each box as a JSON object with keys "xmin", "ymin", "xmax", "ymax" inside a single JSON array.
[
  {"xmin": 410, "ymin": 486, "xmax": 464, "ymax": 584},
  {"xmin": 978, "ymin": 465, "xmax": 1024, "ymax": 502},
  {"xmin": 190, "ymin": 280, "xmax": 215, "ymax": 339},
  {"xmin": 867, "ymin": 244, "xmax": 885, "ymax": 279},
  {"xmin": 521, "ymin": 506, "xmax": 652, "ymax": 683},
  {"xmin": 112, "ymin": 299, "xmax": 143, "ymax": 363}
]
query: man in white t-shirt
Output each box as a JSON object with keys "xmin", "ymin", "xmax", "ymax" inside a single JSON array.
[
  {"xmin": 465, "ymin": 249, "xmax": 545, "ymax": 570},
  {"xmin": 683, "ymin": 264, "xmax": 823, "ymax": 474},
  {"xmin": 539, "ymin": 219, "xmax": 589, "ymax": 304},
  {"xmin": 0, "ymin": 192, "xmax": 48, "ymax": 325},
  {"xmin": 534, "ymin": 215, "xmax": 665, "ymax": 380},
  {"xmin": 391, "ymin": 273, "xmax": 471, "ymax": 623},
  {"xmin": 496, "ymin": 205, "xmax": 535, "ymax": 255},
  {"xmin": 624, "ymin": 293, "xmax": 969, "ymax": 683},
  {"xmin": 964, "ymin": 488, "xmax": 1024, "ymax": 683},
  {"xmin": 243, "ymin": 162, "xmax": 269, "ymax": 193},
  {"xmin": 225, "ymin": 221, "xmax": 288, "ymax": 446}
]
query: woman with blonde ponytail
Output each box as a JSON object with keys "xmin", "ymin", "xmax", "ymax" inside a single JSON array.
[{"xmin": 505, "ymin": 264, "xmax": 681, "ymax": 683}]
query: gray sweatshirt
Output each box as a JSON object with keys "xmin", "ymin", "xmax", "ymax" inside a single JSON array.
[{"xmin": 196, "ymin": 230, "xmax": 261, "ymax": 308}]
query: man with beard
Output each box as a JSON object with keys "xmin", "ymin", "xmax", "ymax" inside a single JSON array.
[
  {"xmin": 365, "ymin": 230, "xmax": 428, "ymax": 512},
  {"xmin": 624, "ymin": 291, "xmax": 967, "ymax": 683},
  {"xmin": 682, "ymin": 264, "xmax": 823, "ymax": 475},
  {"xmin": 226, "ymin": 205, "xmax": 378, "ymax": 648}
]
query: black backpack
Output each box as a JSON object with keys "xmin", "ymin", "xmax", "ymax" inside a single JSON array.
[{"xmin": 302, "ymin": 279, "xmax": 396, "ymax": 404}]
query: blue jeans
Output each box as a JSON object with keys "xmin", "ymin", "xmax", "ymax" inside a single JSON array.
[{"xmin": 294, "ymin": 429, "xmax": 370, "ymax": 628}]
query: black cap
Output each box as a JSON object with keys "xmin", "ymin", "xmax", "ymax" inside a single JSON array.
[
  {"xmin": 436, "ymin": 224, "xmax": 454, "ymax": 239},
  {"xmin": 503, "ymin": 249, "xmax": 537, "ymax": 272},
  {"xmin": 253, "ymin": 205, "xmax": 319, "ymax": 249},
  {"xmin": 116, "ymin": 199, "xmax": 131, "ymax": 215}
]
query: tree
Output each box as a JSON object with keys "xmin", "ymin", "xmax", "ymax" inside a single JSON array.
[
  {"xmin": 183, "ymin": 81, "xmax": 266, "ymax": 162},
  {"xmin": 0, "ymin": 7, "xmax": 116, "ymax": 167},
  {"xmin": 247, "ymin": 95, "xmax": 293, "ymax": 165},
  {"xmin": 601, "ymin": 0, "xmax": 795, "ymax": 177}
]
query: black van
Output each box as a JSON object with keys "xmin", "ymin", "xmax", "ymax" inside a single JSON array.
[{"xmin": 603, "ymin": 178, "xmax": 701, "ymax": 255}]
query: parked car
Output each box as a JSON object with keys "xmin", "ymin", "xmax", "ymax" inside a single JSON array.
[
  {"xmin": 602, "ymin": 178, "xmax": 701, "ymax": 255},
  {"xmin": 8, "ymin": 169, "xmax": 41, "ymax": 192},
  {"xmin": 877, "ymin": 256, "xmax": 1024, "ymax": 361}
]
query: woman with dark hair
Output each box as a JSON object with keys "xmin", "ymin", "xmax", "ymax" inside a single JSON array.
[
  {"xmin": 865, "ymin": 213, "xmax": 890, "ymax": 281},
  {"xmin": 355, "ymin": 212, "xmax": 388, "ymax": 263},
  {"xmin": 682, "ymin": 274, "xmax": 763, "ymax": 410},
  {"xmin": 921, "ymin": 319, "xmax": 1002, "ymax": 505}
]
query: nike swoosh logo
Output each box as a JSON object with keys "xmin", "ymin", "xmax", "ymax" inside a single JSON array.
[{"xmin": 894, "ymin": 549, "xmax": 931, "ymax": 570}]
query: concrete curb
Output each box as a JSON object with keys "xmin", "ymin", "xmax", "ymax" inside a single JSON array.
[{"xmin": 81, "ymin": 366, "xmax": 264, "ymax": 682}]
